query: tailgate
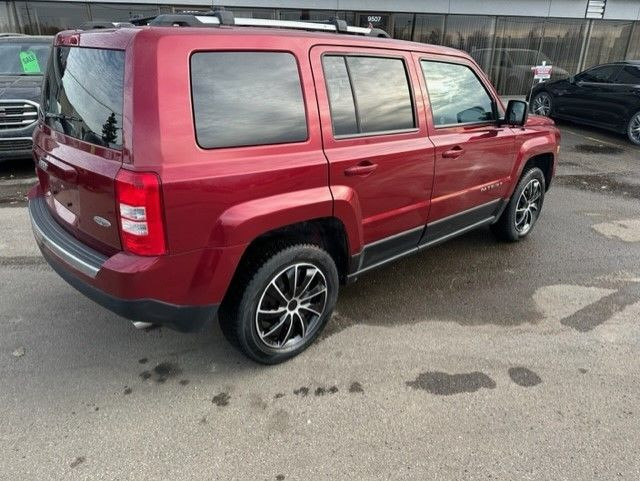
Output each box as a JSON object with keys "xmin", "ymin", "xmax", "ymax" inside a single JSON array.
[
  {"xmin": 34, "ymin": 139, "xmax": 122, "ymax": 253},
  {"xmin": 35, "ymin": 43, "xmax": 126, "ymax": 254}
]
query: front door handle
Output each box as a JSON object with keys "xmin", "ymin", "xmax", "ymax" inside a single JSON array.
[
  {"xmin": 442, "ymin": 147, "xmax": 465, "ymax": 159},
  {"xmin": 345, "ymin": 161, "xmax": 378, "ymax": 177}
]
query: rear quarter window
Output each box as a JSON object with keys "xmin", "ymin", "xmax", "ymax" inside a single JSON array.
[{"xmin": 190, "ymin": 51, "xmax": 308, "ymax": 149}]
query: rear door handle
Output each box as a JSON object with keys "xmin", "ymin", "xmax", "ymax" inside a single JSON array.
[
  {"xmin": 345, "ymin": 161, "xmax": 378, "ymax": 177},
  {"xmin": 442, "ymin": 147, "xmax": 465, "ymax": 159}
]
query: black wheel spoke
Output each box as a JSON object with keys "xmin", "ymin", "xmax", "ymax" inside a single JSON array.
[
  {"xmin": 255, "ymin": 263, "xmax": 328, "ymax": 350},
  {"xmin": 514, "ymin": 178, "xmax": 542, "ymax": 235}
]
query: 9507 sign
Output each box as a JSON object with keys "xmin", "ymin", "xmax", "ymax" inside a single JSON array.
[{"xmin": 360, "ymin": 14, "xmax": 388, "ymax": 28}]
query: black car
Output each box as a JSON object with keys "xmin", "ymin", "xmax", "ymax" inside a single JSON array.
[
  {"xmin": 0, "ymin": 35, "xmax": 52, "ymax": 162},
  {"xmin": 529, "ymin": 61, "xmax": 640, "ymax": 145}
]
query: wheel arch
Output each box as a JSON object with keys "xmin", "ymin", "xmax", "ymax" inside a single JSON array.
[
  {"xmin": 522, "ymin": 152, "xmax": 554, "ymax": 191},
  {"xmin": 627, "ymin": 108, "xmax": 640, "ymax": 143},
  {"xmin": 510, "ymin": 138, "xmax": 557, "ymax": 198},
  {"xmin": 223, "ymin": 216, "xmax": 353, "ymax": 307}
]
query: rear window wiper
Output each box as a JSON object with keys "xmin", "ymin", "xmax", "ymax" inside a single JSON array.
[{"xmin": 45, "ymin": 112, "xmax": 82, "ymax": 122}]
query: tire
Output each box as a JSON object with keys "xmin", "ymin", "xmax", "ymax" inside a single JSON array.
[
  {"xmin": 491, "ymin": 167, "xmax": 546, "ymax": 242},
  {"xmin": 218, "ymin": 244, "xmax": 339, "ymax": 364},
  {"xmin": 531, "ymin": 92, "xmax": 553, "ymax": 117},
  {"xmin": 627, "ymin": 111, "xmax": 640, "ymax": 146}
]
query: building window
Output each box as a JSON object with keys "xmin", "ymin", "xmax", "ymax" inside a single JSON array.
[
  {"xmin": 443, "ymin": 15, "xmax": 495, "ymax": 54},
  {"xmin": 0, "ymin": 1, "xmax": 18, "ymax": 32},
  {"xmin": 230, "ymin": 7, "xmax": 275, "ymax": 19},
  {"xmin": 491, "ymin": 17, "xmax": 546, "ymax": 94},
  {"xmin": 627, "ymin": 22, "xmax": 640, "ymax": 60},
  {"xmin": 540, "ymin": 19, "xmax": 587, "ymax": 77},
  {"xmin": 413, "ymin": 14, "xmax": 445, "ymax": 44},
  {"xmin": 15, "ymin": 1, "xmax": 90, "ymax": 34},
  {"xmin": 392, "ymin": 13, "xmax": 414, "ymax": 41},
  {"xmin": 279, "ymin": 9, "xmax": 337, "ymax": 22},
  {"xmin": 90, "ymin": 3, "xmax": 159, "ymax": 22},
  {"xmin": 584, "ymin": 20, "xmax": 633, "ymax": 69}
]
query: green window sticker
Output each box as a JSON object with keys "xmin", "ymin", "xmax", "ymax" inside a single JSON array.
[{"xmin": 19, "ymin": 50, "xmax": 41, "ymax": 74}]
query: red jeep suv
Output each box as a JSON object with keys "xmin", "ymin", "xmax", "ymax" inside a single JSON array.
[{"xmin": 29, "ymin": 12, "xmax": 560, "ymax": 363}]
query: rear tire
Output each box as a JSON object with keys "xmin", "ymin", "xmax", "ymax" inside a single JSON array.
[
  {"xmin": 491, "ymin": 167, "xmax": 546, "ymax": 242},
  {"xmin": 219, "ymin": 244, "xmax": 339, "ymax": 364},
  {"xmin": 627, "ymin": 111, "xmax": 640, "ymax": 146}
]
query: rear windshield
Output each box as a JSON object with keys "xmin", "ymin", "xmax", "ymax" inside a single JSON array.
[
  {"xmin": 0, "ymin": 40, "xmax": 51, "ymax": 76},
  {"xmin": 42, "ymin": 46, "xmax": 125, "ymax": 149}
]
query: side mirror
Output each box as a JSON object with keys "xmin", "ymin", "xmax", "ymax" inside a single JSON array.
[
  {"xmin": 568, "ymin": 76, "xmax": 575, "ymax": 84},
  {"xmin": 503, "ymin": 100, "xmax": 528, "ymax": 126}
]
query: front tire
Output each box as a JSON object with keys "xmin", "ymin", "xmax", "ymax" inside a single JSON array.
[
  {"xmin": 627, "ymin": 111, "xmax": 640, "ymax": 146},
  {"xmin": 219, "ymin": 244, "xmax": 339, "ymax": 364},
  {"xmin": 531, "ymin": 92, "xmax": 553, "ymax": 117},
  {"xmin": 491, "ymin": 167, "xmax": 546, "ymax": 242}
]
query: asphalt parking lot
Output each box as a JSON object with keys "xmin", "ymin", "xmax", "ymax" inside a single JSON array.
[{"xmin": 1, "ymin": 121, "xmax": 640, "ymax": 480}]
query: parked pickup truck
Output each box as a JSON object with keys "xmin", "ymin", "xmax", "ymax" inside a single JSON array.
[{"xmin": 0, "ymin": 35, "xmax": 52, "ymax": 162}]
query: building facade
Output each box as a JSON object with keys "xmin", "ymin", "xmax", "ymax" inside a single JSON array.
[{"xmin": 2, "ymin": 0, "xmax": 640, "ymax": 94}]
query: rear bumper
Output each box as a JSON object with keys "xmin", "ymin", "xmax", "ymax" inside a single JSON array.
[{"xmin": 29, "ymin": 194, "xmax": 219, "ymax": 332}]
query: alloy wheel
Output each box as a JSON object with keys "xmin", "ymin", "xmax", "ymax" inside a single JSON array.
[
  {"xmin": 532, "ymin": 94, "xmax": 552, "ymax": 116},
  {"xmin": 630, "ymin": 113, "xmax": 640, "ymax": 144},
  {"xmin": 515, "ymin": 179, "xmax": 542, "ymax": 235},
  {"xmin": 255, "ymin": 263, "xmax": 328, "ymax": 350}
]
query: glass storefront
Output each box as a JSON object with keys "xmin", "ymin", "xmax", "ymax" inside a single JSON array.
[
  {"xmin": 2, "ymin": 2, "xmax": 639, "ymax": 95},
  {"xmin": 628, "ymin": 23, "xmax": 640, "ymax": 60},
  {"xmin": 540, "ymin": 19, "xmax": 587, "ymax": 80},
  {"xmin": 413, "ymin": 14, "xmax": 445, "ymax": 45},
  {"xmin": 0, "ymin": 1, "xmax": 17, "ymax": 32},
  {"xmin": 90, "ymin": 3, "xmax": 160, "ymax": 22},
  {"xmin": 15, "ymin": 1, "xmax": 90, "ymax": 35},
  {"xmin": 443, "ymin": 15, "xmax": 495, "ymax": 54},
  {"xmin": 583, "ymin": 20, "xmax": 634, "ymax": 68}
]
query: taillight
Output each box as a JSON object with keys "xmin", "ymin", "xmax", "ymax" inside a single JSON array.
[{"xmin": 115, "ymin": 169, "xmax": 167, "ymax": 256}]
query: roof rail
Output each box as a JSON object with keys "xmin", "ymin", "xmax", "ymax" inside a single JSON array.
[{"xmin": 141, "ymin": 9, "xmax": 390, "ymax": 37}]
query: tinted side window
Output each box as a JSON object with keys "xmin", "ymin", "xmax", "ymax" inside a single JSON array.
[
  {"xmin": 191, "ymin": 52, "xmax": 307, "ymax": 149},
  {"xmin": 322, "ymin": 54, "xmax": 415, "ymax": 137},
  {"xmin": 615, "ymin": 66, "xmax": 640, "ymax": 85},
  {"xmin": 323, "ymin": 56, "xmax": 358, "ymax": 136},
  {"xmin": 421, "ymin": 61, "xmax": 495, "ymax": 127},
  {"xmin": 346, "ymin": 56, "xmax": 415, "ymax": 134},
  {"xmin": 577, "ymin": 65, "xmax": 620, "ymax": 83}
]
